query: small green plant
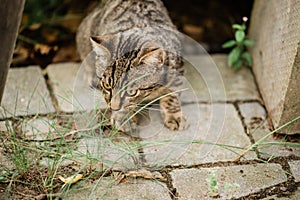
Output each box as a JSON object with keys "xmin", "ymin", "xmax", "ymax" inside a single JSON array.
[
  {"xmin": 206, "ymin": 172, "xmax": 219, "ymax": 197},
  {"xmin": 222, "ymin": 17, "xmax": 255, "ymax": 70}
]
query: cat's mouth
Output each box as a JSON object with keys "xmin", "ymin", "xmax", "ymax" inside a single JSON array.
[{"xmin": 110, "ymin": 105, "xmax": 151, "ymax": 131}]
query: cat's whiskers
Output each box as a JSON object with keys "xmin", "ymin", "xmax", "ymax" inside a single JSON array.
[{"xmin": 136, "ymin": 104, "xmax": 160, "ymax": 111}]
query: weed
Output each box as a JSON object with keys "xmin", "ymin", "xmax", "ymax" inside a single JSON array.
[
  {"xmin": 206, "ymin": 171, "xmax": 219, "ymax": 197},
  {"xmin": 234, "ymin": 115, "xmax": 300, "ymax": 162},
  {"xmin": 222, "ymin": 17, "xmax": 255, "ymax": 70}
]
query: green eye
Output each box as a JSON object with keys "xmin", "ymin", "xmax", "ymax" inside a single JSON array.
[
  {"xmin": 101, "ymin": 82, "xmax": 111, "ymax": 90},
  {"xmin": 126, "ymin": 89, "xmax": 139, "ymax": 96}
]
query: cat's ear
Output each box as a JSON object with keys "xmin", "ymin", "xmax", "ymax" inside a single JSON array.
[
  {"xmin": 139, "ymin": 48, "xmax": 166, "ymax": 66},
  {"xmin": 90, "ymin": 35, "xmax": 112, "ymax": 58}
]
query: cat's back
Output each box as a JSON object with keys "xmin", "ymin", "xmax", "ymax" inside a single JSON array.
[{"xmin": 76, "ymin": 0, "xmax": 175, "ymax": 59}]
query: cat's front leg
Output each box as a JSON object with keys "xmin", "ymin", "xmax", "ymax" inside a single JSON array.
[{"xmin": 159, "ymin": 95, "xmax": 189, "ymax": 131}]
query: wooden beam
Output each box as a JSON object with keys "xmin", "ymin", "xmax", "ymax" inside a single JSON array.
[{"xmin": 0, "ymin": 0, "xmax": 25, "ymax": 103}]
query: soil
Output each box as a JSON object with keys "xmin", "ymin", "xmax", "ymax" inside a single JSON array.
[
  {"xmin": 12, "ymin": 0, "xmax": 254, "ymax": 68},
  {"xmin": 163, "ymin": 0, "xmax": 254, "ymax": 52}
]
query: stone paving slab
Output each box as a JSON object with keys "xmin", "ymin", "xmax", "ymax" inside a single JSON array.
[
  {"xmin": 170, "ymin": 163, "xmax": 287, "ymax": 199},
  {"xmin": 47, "ymin": 62, "xmax": 106, "ymax": 112},
  {"xmin": 0, "ymin": 121, "xmax": 15, "ymax": 170},
  {"xmin": 0, "ymin": 121, "xmax": 15, "ymax": 171},
  {"xmin": 0, "ymin": 121, "xmax": 12, "ymax": 132},
  {"xmin": 73, "ymin": 135, "xmax": 140, "ymax": 171},
  {"xmin": 0, "ymin": 152, "xmax": 14, "ymax": 171},
  {"xmin": 19, "ymin": 117, "xmax": 57, "ymax": 140},
  {"xmin": 238, "ymin": 102, "xmax": 300, "ymax": 158},
  {"xmin": 64, "ymin": 177, "xmax": 171, "ymax": 200},
  {"xmin": 139, "ymin": 103, "xmax": 256, "ymax": 167},
  {"xmin": 288, "ymin": 160, "xmax": 300, "ymax": 182},
  {"xmin": 182, "ymin": 55, "xmax": 260, "ymax": 103},
  {"xmin": 14, "ymin": 116, "xmax": 77, "ymax": 141},
  {"xmin": 0, "ymin": 66, "xmax": 54, "ymax": 118}
]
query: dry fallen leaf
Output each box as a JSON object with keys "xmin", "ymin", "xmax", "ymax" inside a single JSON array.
[
  {"xmin": 58, "ymin": 174, "xmax": 83, "ymax": 184},
  {"xmin": 34, "ymin": 44, "xmax": 58, "ymax": 55}
]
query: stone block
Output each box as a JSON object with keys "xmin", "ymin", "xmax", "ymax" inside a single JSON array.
[
  {"xmin": 47, "ymin": 62, "xmax": 106, "ymax": 112},
  {"xmin": 0, "ymin": 153, "xmax": 14, "ymax": 171},
  {"xmin": 239, "ymin": 102, "xmax": 300, "ymax": 158},
  {"xmin": 18, "ymin": 117, "xmax": 69, "ymax": 141},
  {"xmin": 0, "ymin": 120, "xmax": 12, "ymax": 132},
  {"xmin": 0, "ymin": 121, "xmax": 14, "ymax": 170},
  {"xmin": 170, "ymin": 163, "xmax": 287, "ymax": 199},
  {"xmin": 74, "ymin": 135, "xmax": 140, "ymax": 171},
  {"xmin": 289, "ymin": 160, "xmax": 300, "ymax": 182},
  {"xmin": 64, "ymin": 177, "xmax": 171, "ymax": 200},
  {"xmin": 0, "ymin": 66, "xmax": 54, "ymax": 118},
  {"xmin": 249, "ymin": 0, "xmax": 300, "ymax": 134},
  {"xmin": 139, "ymin": 103, "xmax": 256, "ymax": 167},
  {"xmin": 182, "ymin": 55, "xmax": 259, "ymax": 103}
]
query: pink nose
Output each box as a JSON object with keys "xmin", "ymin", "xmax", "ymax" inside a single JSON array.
[{"xmin": 110, "ymin": 100, "xmax": 121, "ymax": 111}]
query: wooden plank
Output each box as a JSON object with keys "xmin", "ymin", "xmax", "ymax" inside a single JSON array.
[{"xmin": 0, "ymin": 0, "xmax": 25, "ymax": 102}]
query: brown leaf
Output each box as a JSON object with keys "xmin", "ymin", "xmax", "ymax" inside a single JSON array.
[
  {"xmin": 52, "ymin": 44, "xmax": 80, "ymax": 63},
  {"xmin": 13, "ymin": 44, "xmax": 30, "ymax": 64},
  {"xmin": 34, "ymin": 44, "xmax": 58, "ymax": 55}
]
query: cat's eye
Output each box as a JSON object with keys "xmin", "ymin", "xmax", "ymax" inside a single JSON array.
[
  {"xmin": 102, "ymin": 82, "xmax": 111, "ymax": 90},
  {"xmin": 126, "ymin": 89, "xmax": 139, "ymax": 97}
]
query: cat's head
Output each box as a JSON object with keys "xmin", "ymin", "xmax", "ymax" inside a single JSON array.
[{"xmin": 90, "ymin": 33, "xmax": 173, "ymax": 111}]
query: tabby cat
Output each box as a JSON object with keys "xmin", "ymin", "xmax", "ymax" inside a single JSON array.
[{"xmin": 76, "ymin": 0, "xmax": 188, "ymax": 133}]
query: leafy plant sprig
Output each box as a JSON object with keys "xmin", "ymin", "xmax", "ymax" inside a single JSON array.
[{"xmin": 222, "ymin": 17, "xmax": 255, "ymax": 70}]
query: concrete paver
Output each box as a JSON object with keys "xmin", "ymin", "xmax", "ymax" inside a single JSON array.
[
  {"xmin": 0, "ymin": 121, "xmax": 12, "ymax": 132},
  {"xmin": 47, "ymin": 62, "xmax": 106, "ymax": 112},
  {"xmin": 0, "ymin": 121, "xmax": 15, "ymax": 170},
  {"xmin": 64, "ymin": 177, "xmax": 171, "ymax": 200},
  {"xmin": 19, "ymin": 117, "xmax": 57, "ymax": 140},
  {"xmin": 0, "ymin": 66, "xmax": 54, "ymax": 118},
  {"xmin": 170, "ymin": 163, "xmax": 287, "ymax": 199},
  {"xmin": 139, "ymin": 103, "xmax": 256, "ymax": 167},
  {"xmin": 17, "ymin": 117, "xmax": 75, "ymax": 141},
  {"xmin": 74, "ymin": 135, "xmax": 140, "ymax": 171},
  {"xmin": 288, "ymin": 160, "xmax": 300, "ymax": 182},
  {"xmin": 182, "ymin": 55, "xmax": 260, "ymax": 103},
  {"xmin": 0, "ymin": 153, "xmax": 14, "ymax": 171},
  {"xmin": 239, "ymin": 102, "xmax": 300, "ymax": 158}
]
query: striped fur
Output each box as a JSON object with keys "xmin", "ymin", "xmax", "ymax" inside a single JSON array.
[{"xmin": 76, "ymin": 0, "xmax": 188, "ymax": 133}]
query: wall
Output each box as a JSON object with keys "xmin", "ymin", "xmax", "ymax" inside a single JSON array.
[{"xmin": 249, "ymin": 0, "xmax": 300, "ymax": 134}]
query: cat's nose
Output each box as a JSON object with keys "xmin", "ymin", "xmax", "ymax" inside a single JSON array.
[{"xmin": 110, "ymin": 101, "xmax": 121, "ymax": 111}]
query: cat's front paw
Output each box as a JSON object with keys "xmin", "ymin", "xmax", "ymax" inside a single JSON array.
[{"xmin": 164, "ymin": 115, "xmax": 189, "ymax": 131}]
